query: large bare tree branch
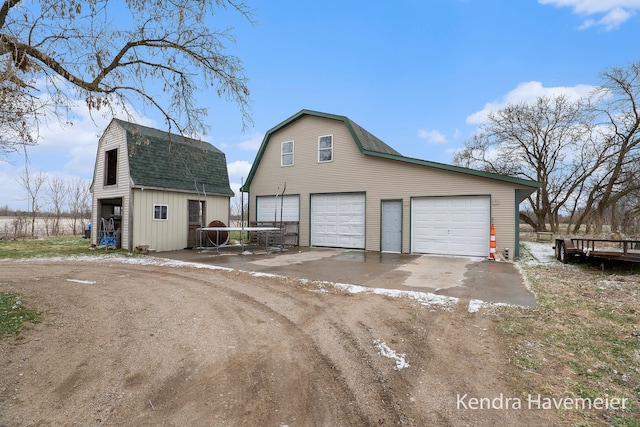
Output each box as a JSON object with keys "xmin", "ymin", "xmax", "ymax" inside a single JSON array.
[{"xmin": 0, "ymin": 0, "xmax": 254, "ymax": 156}]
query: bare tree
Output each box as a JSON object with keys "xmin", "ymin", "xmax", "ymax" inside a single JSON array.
[
  {"xmin": 0, "ymin": 61, "xmax": 39, "ymax": 158},
  {"xmin": 16, "ymin": 163, "xmax": 46, "ymax": 236},
  {"xmin": 230, "ymin": 192, "xmax": 248, "ymax": 227},
  {"xmin": 0, "ymin": 0, "xmax": 253, "ymax": 158},
  {"xmin": 47, "ymin": 175, "xmax": 67, "ymax": 235},
  {"xmin": 68, "ymin": 177, "xmax": 90, "ymax": 235},
  {"xmin": 571, "ymin": 62, "xmax": 640, "ymax": 234},
  {"xmin": 454, "ymin": 95, "xmax": 595, "ymax": 232}
]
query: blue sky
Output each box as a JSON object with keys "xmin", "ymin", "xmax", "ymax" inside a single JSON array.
[{"xmin": 2, "ymin": 0, "xmax": 640, "ymax": 210}]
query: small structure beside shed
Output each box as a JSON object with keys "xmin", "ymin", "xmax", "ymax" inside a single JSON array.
[{"xmin": 90, "ymin": 119, "xmax": 234, "ymax": 252}]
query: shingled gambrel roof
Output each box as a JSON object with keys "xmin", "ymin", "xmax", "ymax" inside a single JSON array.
[
  {"xmin": 241, "ymin": 109, "xmax": 540, "ymax": 191},
  {"xmin": 114, "ymin": 119, "xmax": 234, "ymax": 196}
]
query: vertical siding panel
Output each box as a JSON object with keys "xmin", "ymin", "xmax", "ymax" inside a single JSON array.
[{"xmin": 130, "ymin": 189, "xmax": 229, "ymax": 251}]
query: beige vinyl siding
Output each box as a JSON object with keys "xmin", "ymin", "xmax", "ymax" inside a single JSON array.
[
  {"xmin": 131, "ymin": 189, "xmax": 229, "ymax": 252},
  {"xmin": 205, "ymin": 196, "xmax": 231, "ymax": 227},
  {"xmin": 91, "ymin": 122, "xmax": 131, "ymax": 250},
  {"xmin": 250, "ymin": 115, "xmax": 527, "ymax": 254}
]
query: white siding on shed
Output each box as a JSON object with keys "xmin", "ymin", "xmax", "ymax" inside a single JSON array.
[{"xmin": 411, "ymin": 196, "xmax": 490, "ymax": 257}]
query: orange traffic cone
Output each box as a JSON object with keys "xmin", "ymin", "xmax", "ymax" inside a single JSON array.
[{"xmin": 489, "ymin": 224, "xmax": 496, "ymax": 260}]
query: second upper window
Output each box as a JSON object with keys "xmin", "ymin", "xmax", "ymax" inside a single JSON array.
[
  {"xmin": 281, "ymin": 141, "xmax": 294, "ymax": 166},
  {"xmin": 318, "ymin": 135, "xmax": 333, "ymax": 162}
]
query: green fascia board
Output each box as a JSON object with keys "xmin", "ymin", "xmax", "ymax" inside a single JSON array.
[
  {"xmin": 115, "ymin": 119, "xmax": 234, "ymax": 196},
  {"xmin": 240, "ymin": 109, "xmax": 540, "ymax": 191}
]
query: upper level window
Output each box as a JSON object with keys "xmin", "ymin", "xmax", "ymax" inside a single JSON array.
[
  {"xmin": 153, "ymin": 204, "xmax": 168, "ymax": 220},
  {"xmin": 281, "ymin": 141, "xmax": 294, "ymax": 166},
  {"xmin": 318, "ymin": 135, "xmax": 333, "ymax": 162},
  {"xmin": 105, "ymin": 148, "xmax": 118, "ymax": 185}
]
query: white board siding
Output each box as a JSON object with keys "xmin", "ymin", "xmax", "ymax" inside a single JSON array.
[
  {"xmin": 311, "ymin": 193, "xmax": 365, "ymax": 249},
  {"xmin": 411, "ymin": 196, "xmax": 490, "ymax": 257},
  {"xmin": 131, "ymin": 189, "xmax": 229, "ymax": 252},
  {"xmin": 256, "ymin": 195, "xmax": 300, "ymax": 222}
]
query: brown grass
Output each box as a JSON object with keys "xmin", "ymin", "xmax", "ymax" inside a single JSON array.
[{"xmin": 496, "ymin": 260, "xmax": 640, "ymax": 426}]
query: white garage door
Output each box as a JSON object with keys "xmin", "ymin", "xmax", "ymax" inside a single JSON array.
[
  {"xmin": 411, "ymin": 196, "xmax": 490, "ymax": 257},
  {"xmin": 311, "ymin": 193, "xmax": 365, "ymax": 249},
  {"xmin": 257, "ymin": 195, "xmax": 300, "ymax": 222}
]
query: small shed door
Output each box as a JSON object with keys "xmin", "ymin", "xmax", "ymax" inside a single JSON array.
[
  {"xmin": 187, "ymin": 200, "xmax": 205, "ymax": 248},
  {"xmin": 381, "ymin": 200, "xmax": 402, "ymax": 253}
]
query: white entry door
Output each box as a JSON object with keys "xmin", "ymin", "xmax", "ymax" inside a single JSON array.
[
  {"xmin": 411, "ymin": 196, "xmax": 490, "ymax": 257},
  {"xmin": 311, "ymin": 193, "xmax": 365, "ymax": 249},
  {"xmin": 381, "ymin": 200, "xmax": 402, "ymax": 253}
]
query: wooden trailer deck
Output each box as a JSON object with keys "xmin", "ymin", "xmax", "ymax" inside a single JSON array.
[{"xmin": 554, "ymin": 238, "xmax": 640, "ymax": 264}]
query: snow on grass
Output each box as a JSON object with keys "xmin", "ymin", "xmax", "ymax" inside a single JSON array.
[
  {"xmin": 330, "ymin": 282, "xmax": 458, "ymax": 310},
  {"xmin": 5, "ymin": 254, "xmax": 235, "ymax": 272},
  {"xmin": 468, "ymin": 299, "xmax": 512, "ymax": 313},
  {"xmin": 374, "ymin": 339, "xmax": 410, "ymax": 370},
  {"xmin": 519, "ymin": 241, "xmax": 558, "ymax": 266}
]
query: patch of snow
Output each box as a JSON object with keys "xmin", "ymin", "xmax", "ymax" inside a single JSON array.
[
  {"xmin": 10, "ymin": 254, "xmax": 521, "ymax": 312},
  {"xmin": 249, "ymin": 272, "xmax": 281, "ymax": 279},
  {"xmin": 468, "ymin": 299, "xmax": 512, "ymax": 313},
  {"xmin": 330, "ymin": 282, "xmax": 458, "ymax": 310},
  {"xmin": 374, "ymin": 339, "xmax": 410, "ymax": 370},
  {"xmin": 66, "ymin": 279, "xmax": 96, "ymax": 285},
  {"xmin": 519, "ymin": 241, "xmax": 557, "ymax": 266}
]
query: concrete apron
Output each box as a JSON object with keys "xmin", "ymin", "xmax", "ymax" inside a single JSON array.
[{"xmin": 156, "ymin": 247, "xmax": 537, "ymax": 307}]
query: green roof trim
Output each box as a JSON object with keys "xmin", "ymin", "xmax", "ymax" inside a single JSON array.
[
  {"xmin": 241, "ymin": 109, "xmax": 540, "ymax": 191},
  {"xmin": 114, "ymin": 119, "xmax": 234, "ymax": 196}
]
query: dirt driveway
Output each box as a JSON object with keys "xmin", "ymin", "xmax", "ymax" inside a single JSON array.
[{"xmin": 0, "ymin": 257, "xmax": 558, "ymax": 426}]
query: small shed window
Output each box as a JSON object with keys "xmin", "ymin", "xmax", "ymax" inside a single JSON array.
[
  {"xmin": 318, "ymin": 135, "xmax": 333, "ymax": 162},
  {"xmin": 281, "ymin": 141, "xmax": 294, "ymax": 166},
  {"xmin": 105, "ymin": 148, "xmax": 118, "ymax": 185},
  {"xmin": 153, "ymin": 204, "xmax": 168, "ymax": 220}
]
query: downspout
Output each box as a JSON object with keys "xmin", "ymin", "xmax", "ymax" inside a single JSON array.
[
  {"xmin": 514, "ymin": 189, "xmax": 520, "ymax": 258},
  {"xmin": 128, "ymin": 185, "xmax": 134, "ymax": 252}
]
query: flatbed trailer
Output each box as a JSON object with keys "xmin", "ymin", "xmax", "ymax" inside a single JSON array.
[{"xmin": 553, "ymin": 238, "xmax": 640, "ymax": 264}]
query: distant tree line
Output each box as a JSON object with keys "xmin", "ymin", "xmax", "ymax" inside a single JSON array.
[
  {"xmin": 454, "ymin": 60, "xmax": 640, "ymax": 236},
  {"xmin": 2, "ymin": 165, "xmax": 91, "ymax": 237}
]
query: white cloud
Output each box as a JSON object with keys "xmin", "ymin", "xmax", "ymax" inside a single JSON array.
[
  {"xmin": 599, "ymin": 7, "xmax": 633, "ymax": 29},
  {"xmin": 239, "ymin": 133, "xmax": 264, "ymax": 151},
  {"xmin": 466, "ymin": 81, "xmax": 596, "ymax": 125},
  {"xmin": 418, "ymin": 129, "xmax": 447, "ymax": 144},
  {"xmin": 0, "ymin": 85, "xmax": 164, "ymax": 210},
  {"xmin": 539, "ymin": 0, "xmax": 640, "ymax": 29},
  {"xmin": 227, "ymin": 160, "xmax": 252, "ymax": 180}
]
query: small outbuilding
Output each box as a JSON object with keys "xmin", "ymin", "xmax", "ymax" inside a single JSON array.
[
  {"xmin": 241, "ymin": 110, "xmax": 539, "ymax": 258},
  {"xmin": 90, "ymin": 119, "xmax": 234, "ymax": 252}
]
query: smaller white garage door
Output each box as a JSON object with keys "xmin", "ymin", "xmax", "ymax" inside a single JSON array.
[
  {"xmin": 411, "ymin": 196, "xmax": 490, "ymax": 257},
  {"xmin": 257, "ymin": 195, "xmax": 300, "ymax": 222},
  {"xmin": 311, "ymin": 193, "xmax": 365, "ymax": 249}
]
